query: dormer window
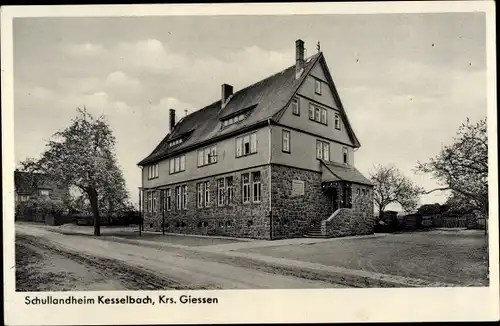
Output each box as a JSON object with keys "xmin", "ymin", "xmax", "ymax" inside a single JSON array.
[
  {"xmin": 168, "ymin": 138, "xmax": 183, "ymax": 147},
  {"xmin": 222, "ymin": 113, "xmax": 246, "ymax": 128},
  {"xmin": 343, "ymin": 147, "xmax": 349, "ymax": 165}
]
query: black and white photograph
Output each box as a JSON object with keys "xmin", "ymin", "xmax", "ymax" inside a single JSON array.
[{"xmin": 2, "ymin": 2, "xmax": 498, "ymax": 325}]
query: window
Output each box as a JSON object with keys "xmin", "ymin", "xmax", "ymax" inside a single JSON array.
[
  {"xmin": 282, "ymin": 130, "xmax": 290, "ymax": 153},
  {"xmin": 218, "ymin": 221, "xmax": 224, "ymax": 228},
  {"xmin": 40, "ymin": 189, "xmax": 50, "ymax": 196},
  {"xmin": 226, "ymin": 176, "xmax": 234, "ymax": 204},
  {"xmin": 334, "ymin": 113, "xmax": 341, "ymax": 130},
  {"xmin": 147, "ymin": 191, "xmax": 152, "ymax": 213},
  {"xmin": 217, "ymin": 178, "xmax": 225, "ymax": 206},
  {"xmin": 169, "ymin": 155, "xmax": 186, "ymax": 174},
  {"xmin": 152, "ymin": 191, "xmax": 158, "ymax": 212},
  {"xmin": 321, "ymin": 108, "xmax": 327, "ymax": 124},
  {"xmin": 165, "ymin": 189, "xmax": 171, "ymax": 211},
  {"xmin": 342, "ymin": 183, "xmax": 352, "ymax": 209},
  {"xmin": 242, "ymin": 173, "xmax": 250, "ymax": 203},
  {"xmin": 221, "ymin": 113, "xmax": 246, "ymax": 128},
  {"xmin": 252, "ymin": 171, "xmax": 262, "ymax": 202},
  {"xmin": 203, "ymin": 181, "xmax": 210, "ymax": 207},
  {"xmin": 175, "ymin": 187, "xmax": 181, "ymax": 210},
  {"xmin": 309, "ymin": 104, "xmax": 327, "ymax": 125},
  {"xmin": 148, "ymin": 163, "xmax": 159, "ymax": 179},
  {"xmin": 181, "ymin": 185, "xmax": 187, "ymax": 209},
  {"xmin": 247, "ymin": 220, "xmax": 254, "ymax": 227},
  {"xmin": 343, "ymin": 147, "xmax": 349, "ymax": 165},
  {"xmin": 198, "ymin": 145, "xmax": 217, "ymax": 167},
  {"xmin": 168, "ymin": 138, "xmax": 183, "ymax": 147},
  {"xmin": 19, "ymin": 195, "xmax": 30, "ymax": 202},
  {"xmin": 236, "ymin": 133, "xmax": 257, "ymax": 157},
  {"xmin": 291, "ymin": 98, "xmax": 300, "ymax": 115},
  {"xmin": 197, "ymin": 183, "xmax": 204, "ymax": 208},
  {"xmin": 356, "ymin": 188, "xmax": 361, "ymax": 196},
  {"xmin": 315, "ymin": 79, "xmax": 322, "ymax": 94},
  {"xmin": 316, "ymin": 140, "xmax": 330, "ymax": 161},
  {"xmin": 225, "ymin": 220, "xmax": 233, "ymax": 228},
  {"xmin": 197, "ymin": 221, "xmax": 208, "ymax": 228}
]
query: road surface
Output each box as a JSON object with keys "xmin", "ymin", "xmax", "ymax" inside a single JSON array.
[{"xmin": 16, "ymin": 223, "xmax": 341, "ymax": 291}]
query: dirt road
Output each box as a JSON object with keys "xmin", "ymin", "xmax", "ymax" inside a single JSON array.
[{"xmin": 16, "ymin": 223, "xmax": 340, "ymax": 291}]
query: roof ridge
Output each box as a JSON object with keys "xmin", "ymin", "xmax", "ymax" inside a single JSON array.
[{"xmin": 180, "ymin": 52, "xmax": 322, "ymax": 122}]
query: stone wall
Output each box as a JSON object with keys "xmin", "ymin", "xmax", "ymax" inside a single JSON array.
[
  {"xmin": 143, "ymin": 165, "xmax": 271, "ymax": 239},
  {"xmin": 270, "ymin": 164, "xmax": 332, "ymax": 238},
  {"xmin": 323, "ymin": 184, "xmax": 374, "ymax": 237}
]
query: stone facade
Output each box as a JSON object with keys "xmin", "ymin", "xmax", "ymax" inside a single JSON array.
[
  {"xmin": 322, "ymin": 183, "xmax": 375, "ymax": 237},
  {"xmin": 143, "ymin": 165, "xmax": 271, "ymax": 239},
  {"xmin": 143, "ymin": 164, "xmax": 374, "ymax": 240},
  {"xmin": 270, "ymin": 164, "xmax": 333, "ymax": 238}
]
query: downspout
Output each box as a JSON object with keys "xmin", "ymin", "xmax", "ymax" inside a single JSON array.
[{"xmin": 268, "ymin": 119, "xmax": 273, "ymax": 240}]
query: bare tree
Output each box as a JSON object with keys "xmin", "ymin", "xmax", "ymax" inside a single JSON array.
[
  {"xmin": 20, "ymin": 108, "xmax": 129, "ymax": 236},
  {"xmin": 369, "ymin": 165, "xmax": 423, "ymax": 218}
]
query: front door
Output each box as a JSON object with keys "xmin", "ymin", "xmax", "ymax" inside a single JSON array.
[{"xmin": 332, "ymin": 188, "xmax": 339, "ymax": 212}]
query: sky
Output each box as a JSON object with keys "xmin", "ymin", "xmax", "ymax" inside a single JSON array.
[{"xmin": 13, "ymin": 13, "xmax": 487, "ymax": 210}]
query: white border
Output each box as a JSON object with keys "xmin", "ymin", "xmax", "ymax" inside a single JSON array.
[{"xmin": 2, "ymin": 2, "xmax": 498, "ymax": 325}]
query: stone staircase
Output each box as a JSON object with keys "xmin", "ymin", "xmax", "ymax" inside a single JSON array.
[{"xmin": 304, "ymin": 224, "xmax": 328, "ymax": 238}]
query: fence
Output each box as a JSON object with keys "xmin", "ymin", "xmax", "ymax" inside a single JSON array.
[{"xmin": 378, "ymin": 212, "xmax": 486, "ymax": 232}]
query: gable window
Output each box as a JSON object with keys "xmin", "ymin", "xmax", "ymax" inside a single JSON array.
[
  {"xmin": 236, "ymin": 132, "xmax": 257, "ymax": 157},
  {"xmin": 252, "ymin": 171, "xmax": 262, "ymax": 203},
  {"xmin": 315, "ymin": 79, "xmax": 322, "ymax": 95},
  {"xmin": 226, "ymin": 176, "xmax": 234, "ymax": 204},
  {"xmin": 242, "ymin": 173, "xmax": 250, "ymax": 204},
  {"xmin": 217, "ymin": 178, "xmax": 225, "ymax": 206},
  {"xmin": 334, "ymin": 113, "xmax": 341, "ymax": 130},
  {"xmin": 169, "ymin": 155, "xmax": 186, "ymax": 174},
  {"xmin": 316, "ymin": 140, "xmax": 330, "ymax": 161},
  {"xmin": 309, "ymin": 104, "xmax": 327, "ymax": 125},
  {"xmin": 197, "ymin": 183, "xmax": 204, "ymax": 208},
  {"xmin": 198, "ymin": 145, "xmax": 217, "ymax": 167},
  {"xmin": 165, "ymin": 189, "xmax": 171, "ymax": 211},
  {"xmin": 203, "ymin": 181, "xmax": 210, "ymax": 207},
  {"xmin": 148, "ymin": 163, "xmax": 159, "ymax": 179},
  {"xmin": 291, "ymin": 98, "xmax": 300, "ymax": 116},
  {"xmin": 343, "ymin": 147, "xmax": 349, "ymax": 165},
  {"xmin": 282, "ymin": 130, "xmax": 291, "ymax": 153}
]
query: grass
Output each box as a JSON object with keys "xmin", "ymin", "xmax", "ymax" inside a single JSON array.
[{"xmin": 239, "ymin": 230, "xmax": 489, "ymax": 286}]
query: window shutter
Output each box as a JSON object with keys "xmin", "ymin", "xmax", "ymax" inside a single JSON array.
[
  {"xmin": 236, "ymin": 137, "xmax": 242, "ymax": 157},
  {"xmin": 250, "ymin": 133, "xmax": 257, "ymax": 153}
]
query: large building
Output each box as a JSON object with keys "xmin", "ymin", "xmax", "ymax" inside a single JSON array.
[{"xmin": 138, "ymin": 40, "xmax": 374, "ymax": 240}]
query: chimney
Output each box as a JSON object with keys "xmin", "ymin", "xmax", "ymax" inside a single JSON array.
[
  {"xmin": 221, "ymin": 83, "xmax": 233, "ymax": 109},
  {"xmin": 169, "ymin": 109, "xmax": 176, "ymax": 132},
  {"xmin": 295, "ymin": 39, "xmax": 305, "ymax": 79}
]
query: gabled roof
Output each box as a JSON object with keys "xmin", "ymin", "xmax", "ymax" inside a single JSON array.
[
  {"xmin": 138, "ymin": 51, "xmax": 360, "ymax": 166},
  {"xmin": 320, "ymin": 160, "xmax": 373, "ymax": 186},
  {"xmin": 14, "ymin": 171, "xmax": 56, "ymax": 194}
]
